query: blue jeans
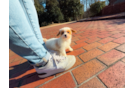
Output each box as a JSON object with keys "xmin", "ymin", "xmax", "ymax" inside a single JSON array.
[{"xmin": 9, "ymin": 0, "xmax": 50, "ymax": 65}]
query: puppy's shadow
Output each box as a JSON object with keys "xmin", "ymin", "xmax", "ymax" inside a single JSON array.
[
  {"xmin": 49, "ymin": 50, "xmax": 71, "ymax": 55},
  {"xmin": 66, "ymin": 51, "xmax": 71, "ymax": 53}
]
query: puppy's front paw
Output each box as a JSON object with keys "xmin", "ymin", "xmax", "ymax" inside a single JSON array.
[
  {"xmin": 63, "ymin": 54, "xmax": 67, "ymax": 56},
  {"xmin": 60, "ymin": 53, "xmax": 67, "ymax": 56},
  {"xmin": 69, "ymin": 48, "xmax": 73, "ymax": 51}
]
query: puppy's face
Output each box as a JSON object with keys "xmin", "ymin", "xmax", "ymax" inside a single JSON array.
[{"xmin": 57, "ymin": 27, "xmax": 76, "ymax": 40}]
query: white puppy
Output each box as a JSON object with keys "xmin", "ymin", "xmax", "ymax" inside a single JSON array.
[{"xmin": 43, "ymin": 27, "xmax": 76, "ymax": 56}]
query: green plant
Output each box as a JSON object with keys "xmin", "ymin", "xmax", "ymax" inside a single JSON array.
[
  {"xmin": 46, "ymin": 0, "xmax": 64, "ymax": 23},
  {"xmin": 89, "ymin": 1, "xmax": 106, "ymax": 16},
  {"xmin": 59, "ymin": 0, "xmax": 84, "ymax": 21}
]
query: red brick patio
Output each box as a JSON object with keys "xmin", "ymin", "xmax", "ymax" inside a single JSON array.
[{"xmin": 9, "ymin": 19, "xmax": 125, "ymax": 88}]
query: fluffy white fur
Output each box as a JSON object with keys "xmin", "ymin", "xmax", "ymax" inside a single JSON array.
[{"xmin": 43, "ymin": 27, "xmax": 75, "ymax": 56}]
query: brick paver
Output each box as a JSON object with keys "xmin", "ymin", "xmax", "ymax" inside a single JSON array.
[
  {"xmin": 72, "ymin": 42, "xmax": 88, "ymax": 50},
  {"xmin": 122, "ymin": 57, "xmax": 125, "ymax": 63},
  {"xmin": 67, "ymin": 48, "xmax": 85, "ymax": 56},
  {"xmin": 98, "ymin": 42, "xmax": 119, "ymax": 52},
  {"xmin": 111, "ymin": 33, "xmax": 125, "ymax": 38},
  {"xmin": 9, "ymin": 19, "xmax": 125, "ymax": 88},
  {"xmin": 86, "ymin": 37, "xmax": 101, "ymax": 43},
  {"xmin": 98, "ymin": 61, "xmax": 125, "ymax": 88},
  {"xmin": 79, "ymin": 77, "xmax": 105, "ymax": 88},
  {"xmin": 116, "ymin": 43, "xmax": 125, "ymax": 52},
  {"xmin": 75, "ymin": 38, "xmax": 89, "ymax": 44},
  {"xmin": 79, "ymin": 48, "xmax": 104, "ymax": 62},
  {"xmin": 72, "ymin": 59, "xmax": 106, "ymax": 84},
  {"xmin": 83, "ymin": 42, "xmax": 102, "ymax": 51},
  {"xmin": 113, "ymin": 36, "xmax": 125, "ymax": 44},
  {"xmin": 98, "ymin": 49, "xmax": 125, "ymax": 66},
  {"xmin": 39, "ymin": 72, "xmax": 76, "ymax": 88},
  {"xmin": 98, "ymin": 37, "xmax": 114, "ymax": 44}
]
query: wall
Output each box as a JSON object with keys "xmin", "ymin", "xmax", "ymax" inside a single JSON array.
[{"xmin": 101, "ymin": 2, "xmax": 125, "ymax": 16}]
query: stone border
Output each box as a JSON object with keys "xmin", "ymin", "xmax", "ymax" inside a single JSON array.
[{"xmin": 40, "ymin": 21, "xmax": 76, "ymax": 29}]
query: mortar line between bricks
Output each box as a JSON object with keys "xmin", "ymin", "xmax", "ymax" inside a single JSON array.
[
  {"xmin": 97, "ymin": 42, "xmax": 126, "ymax": 54},
  {"xmin": 87, "ymin": 40, "xmax": 105, "ymax": 46},
  {"xmin": 74, "ymin": 48, "xmax": 88, "ymax": 56},
  {"xmin": 75, "ymin": 39, "xmax": 90, "ymax": 44},
  {"xmin": 97, "ymin": 42, "xmax": 121, "ymax": 53},
  {"xmin": 86, "ymin": 37, "xmax": 91, "ymax": 40},
  {"xmin": 72, "ymin": 41, "xmax": 77, "ymax": 45},
  {"xmin": 115, "ymin": 48, "xmax": 134, "ymax": 57},
  {"xmin": 79, "ymin": 57, "xmax": 100, "ymax": 66},
  {"xmin": 95, "ymin": 45, "xmax": 125, "ymax": 66},
  {"xmin": 77, "ymin": 56, "xmax": 85, "ymax": 63},
  {"xmin": 92, "ymin": 37, "xmax": 103, "ymax": 44},
  {"xmin": 97, "ymin": 37, "xmax": 121, "ymax": 45},
  {"xmin": 77, "ymin": 75, "xmax": 97, "ymax": 87},
  {"xmin": 9, "ymin": 55, "xmax": 19, "ymax": 63},
  {"xmin": 120, "ymin": 59, "xmax": 125, "ymax": 63},
  {"xmin": 77, "ymin": 67, "xmax": 107, "ymax": 87},
  {"xmin": 104, "ymin": 56, "xmax": 125, "ymax": 68},
  {"xmin": 98, "ymin": 44, "xmax": 108, "ymax": 49},
  {"xmin": 10, "ymin": 57, "xmax": 16, "ymax": 64},
  {"xmin": 95, "ymin": 58, "xmax": 108, "ymax": 67},
  {"xmin": 81, "ymin": 47, "xmax": 88, "ymax": 52},
  {"xmin": 116, "ymin": 42, "xmax": 125, "ymax": 46},
  {"xmin": 109, "ymin": 33, "xmax": 123, "ymax": 40},
  {"xmin": 96, "ymin": 76, "xmax": 108, "ymax": 88},
  {"xmin": 73, "ymin": 41, "xmax": 77, "ymax": 44},
  {"xmin": 95, "ymin": 47, "xmax": 106, "ymax": 54},
  {"xmin": 70, "ymin": 71, "xmax": 78, "ymax": 88},
  {"xmin": 114, "ymin": 43, "xmax": 125, "ymax": 52},
  {"xmin": 110, "ymin": 34, "xmax": 125, "ymax": 39},
  {"xmin": 10, "ymin": 57, "xmax": 23, "ymax": 64},
  {"xmin": 112, "ymin": 39, "xmax": 125, "ymax": 44},
  {"xmin": 81, "ymin": 45, "xmax": 105, "ymax": 54},
  {"xmin": 35, "ymin": 75, "xmax": 57, "ymax": 88},
  {"xmin": 72, "ymin": 57, "xmax": 108, "ymax": 87},
  {"xmin": 114, "ymin": 48, "xmax": 125, "ymax": 53}
]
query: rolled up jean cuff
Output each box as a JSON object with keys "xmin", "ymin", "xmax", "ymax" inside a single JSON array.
[{"xmin": 28, "ymin": 51, "xmax": 51, "ymax": 66}]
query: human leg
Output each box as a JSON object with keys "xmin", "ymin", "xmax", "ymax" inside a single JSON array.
[
  {"xmin": 9, "ymin": 0, "xmax": 50, "ymax": 65},
  {"xmin": 9, "ymin": 0, "xmax": 76, "ymax": 78}
]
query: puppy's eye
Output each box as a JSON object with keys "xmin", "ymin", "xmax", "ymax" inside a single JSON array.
[
  {"xmin": 61, "ymin": 32, "xmax": 64, "ymax": 35},
  {"xmin": 67, "ymin": 31, "xmax": 70, "ymax": 33}
]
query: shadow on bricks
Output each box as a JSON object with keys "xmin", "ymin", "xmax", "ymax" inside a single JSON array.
[
  {"xmin": 9, "ymin": 61, "xmax": 54, "ymax": 88},
  {"xmin": 108, "ymin": 19, "xmax": 125, "ymax": 25},
  {"xmin": 9, "ymin": 61, "xmax": 39, "ymax": 87}
]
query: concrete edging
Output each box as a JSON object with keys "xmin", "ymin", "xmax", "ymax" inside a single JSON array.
[{"xmin": 40, "ymin": 21, "xmax": 76, "ymax": 29}]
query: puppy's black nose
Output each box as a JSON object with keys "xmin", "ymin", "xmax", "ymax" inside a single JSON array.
[{"xmin": 64, "ymin": 35, "xmax": 67, "ymax": 37}]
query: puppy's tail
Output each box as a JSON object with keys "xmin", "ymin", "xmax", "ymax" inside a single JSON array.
[{"xmin": 43, "ymin": 38, "xmax": 47, "ymax": 43}]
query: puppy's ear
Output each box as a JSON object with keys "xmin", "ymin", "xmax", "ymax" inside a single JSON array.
[
  {"xmin": 57, "ymin": 31, "xmax": 60, "ymax": 36},
  {"xmin": 71, "ymin": 29, "xmax": 76, "ymax": 33}
]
